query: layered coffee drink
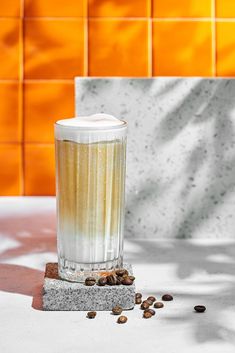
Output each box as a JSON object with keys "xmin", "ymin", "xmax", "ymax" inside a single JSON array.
[{"xmin": 55, "ymin": 114, "xmax": 127, "ymax": 282}]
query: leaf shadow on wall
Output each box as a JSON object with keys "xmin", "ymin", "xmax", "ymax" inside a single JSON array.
[{"xmin": 125, "ymin": 79, "xmax": 235, "ymax": 239}]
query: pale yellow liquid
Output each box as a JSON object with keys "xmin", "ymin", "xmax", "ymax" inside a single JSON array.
[{"xmin": 56, "ymin": 138, "xmax": 126, "ymax": 265}]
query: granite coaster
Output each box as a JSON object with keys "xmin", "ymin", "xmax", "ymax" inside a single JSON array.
[{"xmin": 43, "ymin": 263, "xmax": 135, "ymax": 311}]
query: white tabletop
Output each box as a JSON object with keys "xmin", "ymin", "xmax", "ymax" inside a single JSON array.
[{"xmin": 0, "ymin": 197, "xmax": 235, "ymax": 353}]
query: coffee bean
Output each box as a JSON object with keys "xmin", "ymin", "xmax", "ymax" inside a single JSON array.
[
  {"xmin": 122, "ymin": 273, "xmax": 129, "ymax": 279},
  {"xmin": 143, "ymin": 311, "xmax": 152, "ymax": 319},
  {"xmin": 115, "ymin": 269, "xmax": 129, "ymax": 277},
  {"xmin": 87, "ymin": 311, "xmax": 96, "ymax": 319},
  {"xmin": 162, "ymin": 294, "xmax": 173, "ymax": 301},
  {"xmin": 194, "ymin": 305, "xmax": 206, "ymax": 313},
  {"xmin": 141, "ymin": 301, "xmax": 150, "ymax": 310},
  {"xmin": 146, "ymin": 299, "xmax": 154, "ymax": 306},
  {"xmin": 85, "ymin": 277, "xmax": 96, "ymax": 286},
  {"xmin": 154, "ymin": 302, "xmax": 164, "ymax": 309},
  {"xmin": 97, "ymin": 276, "xmax": 107, "ymax": 286},
  {"xmin": 116, "ymin": 277, "xmax": 122, "ymax": 285},
  {"xmin": 144, "ymin": 309, "xmax": 155, "ymax": 316},
  {"xmin": 122, "ymin": 277, "xmax": 133, "ymax": 285},
  {"xmin": 112, "ymin": 305, "xmax": 123, "ymax": 315},
  {"xmin": 128, "ymin": 275, "xmax": 135, "ymax": 281},
  {"xmin": 135, "ymin": 297, "xmax": 142, "ymax": 305},
  {"xmin": 117, "ymin": 315, "xmax": 127, "ymax": 324},
  {"xmin": 106, "ymin": 274, "xmax": 116, "ymax": 285},
  {"xmin": 135, "ymin": 293, "xmax": 142, "ymax": 299},
  {"xmin": 147, "ymin": 296, "xmax": 156, "ymax": 303}
]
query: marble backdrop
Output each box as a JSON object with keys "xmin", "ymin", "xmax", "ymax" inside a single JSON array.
[{"xmin": 75, "ymin": 78, "xmax": 235, "ymax": 239}]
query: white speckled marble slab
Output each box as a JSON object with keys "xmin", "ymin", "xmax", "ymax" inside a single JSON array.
[{"xmin": 75, "ymin": 78, "xmax": 235, "ymax": 239}]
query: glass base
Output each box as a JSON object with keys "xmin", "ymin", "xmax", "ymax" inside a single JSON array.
[{"xmin": 58, "ymin": 256, "xmax": 123, "ymax": 282}]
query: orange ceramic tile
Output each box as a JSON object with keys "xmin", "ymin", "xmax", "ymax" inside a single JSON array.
[
  {"xmin": 0, "ymin": 82, "xmax": 21, "ymax": 142},
  {"xmin": 216, "ymin": 0, "xmax": 235, "ymax": 17},
  {"xmin": 153, "ymin": 0, "xmax": 211, "ymax": 17},
  {"xmin": 153, "ymin": 21, "xmax": 212, "ymax": 76},
  {"xmin": 24, "ymin": 19, "xmax": 85, "ymax": 79},
  {"xmin": 88, "ymin": 19, "xmax": 149, "ymax": 76},
  {"xmin": 0, "ymin": 0, "xmax": 21, "ymax": 17},
  {"xmin": 24, "ymin": 144, "xmax": 55, "ymax": 195},
  {"xmin": 24, "ymin": 0, "xmax": 86, "ymax": 17},
  {"xmin": 216, "ymin": 22, "xmax": 235, "ymax": 76},
  {"xmin": 0, "ymin": 144, "xmax": 22, "ymax": 195},
  {"xmin": 88, "ymin": 0, "xmax": 150, "ymax": 17},
  {"xmin": 24, "ymin": 81, "xmax": 74, "ymax": 143},
  {"xmin": 0, "ymin": 19, "xmax": 21, "ymax": 79}
]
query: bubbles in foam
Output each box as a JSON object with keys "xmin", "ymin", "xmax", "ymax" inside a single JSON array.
[{"xmin": 56, "ymin": 113, "xmax": 125, "ymax": 128}]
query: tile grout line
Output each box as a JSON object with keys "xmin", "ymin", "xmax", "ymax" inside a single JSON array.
[
  {"xmin": 22, "ymin": 79, "xmax": 75, "ymax": 83},
  {"xmin": 20, "ymin": 142, "xmax": 56, "ymax": 146},
  {"xmin": 0, "ymin": 142, "xmax": 24, "ymax": 145},
  {"xmin": 148, "ymin": 19, "xmax": 153, "ymax": 77},
  {"xmin": 0, "ymin": 16, "xmax": 231, "ymax": 21},
  {"xmin": 148, "ymin": 0, "xmax": 153, "ymax": 77},
  {"xmin": 0, "ymin": 142, "xmax": 56, "ymax": 145},
  {"xmin": 0, "ymin": 16, "xmax": 235, "ymax": 22},
  {"xmin": 83, "ymin": 0, "xmax": 89, "ymax": 75},
  {"xmin": 84, "ymin": 18, "xmax": 89, "ymax": 77},
  {"xmin": 20, "ymin": 0, "xmax": 24, "ymax": 195},
  {"xmin": 212, "ymin": 0, "xmax": 216, "ymax": 77}
]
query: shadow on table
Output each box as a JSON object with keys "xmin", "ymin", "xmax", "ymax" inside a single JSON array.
[
  {"xmin": 0, "ymin": 213, "xmax": 235, "ymax": 342},
  {"xmin": 0, "ymin": 263, "xmax": 44, "ymax": 310},
  {"xmin": 125, "ymin": 238, "xmax": 235, "ymax": 344},
  {"xmin": 0, "ymin": 210, "xmax": 57, "ymax": 310}
]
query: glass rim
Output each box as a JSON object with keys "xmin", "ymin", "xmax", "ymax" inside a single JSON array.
[{"xmin": 55, "ymin": 119, "xmax": 127, "ymax": 131}]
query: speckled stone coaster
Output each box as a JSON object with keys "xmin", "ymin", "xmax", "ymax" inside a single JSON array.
[{"xmin": 43, "ymin": 263, "xmax": 135, "ymax": 311}]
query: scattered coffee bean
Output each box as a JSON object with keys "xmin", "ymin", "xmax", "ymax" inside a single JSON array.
[
  {"xmin": 141, "ymin": 301, "xmax": 150, "ymax": 310},
  {"xmin": 112, "ymin": 305, "xmax": 123, "ymax": 315},
  {"xmin": 128, "ymin": 275, "xmax": 135, "ymax": 281},
  {"xmin": 162, "ymin": 294, "xmax": 173, "ymax": 301},
  {"xmin": 87, "ymin": 311, "xmax": 96, "ymax": 319},
  {"xmin": 194, "ymin": 305, "xmax": 206, "ymax": 313},
  {"xmin": 106, "ymin": 274, "xmax": 116, "ymax": 285},
  {"xmin": 117, "ymin": 315, "xmax": 127, "ymax": 324},
  {"xmin": 115, "ymin": 269, "xmax": 129, "ymax": 277},
  {"xmin": 144, "ymin": 308, "xmax": 155, "ymax": 316},
  {"xmin": 146, "ymin": 299, "xmax": 154, "ymax": 306},
  {"xmin": 115, "ymin": 277, "xmax": 122, "ymax": 285},
  {"xmin": 135, "ymin": 293, "xmax": 142, "ymax": 299},
  {"xmin": 85, "ymin": 277, "xmax": 96, "ymax": 286},
  {"xmin": 122, "ymin": 277, "xmax": 133, "ymax": 285},
  {"xmin": 154, "ymin": 302, "xmax": 164, "ymax": 309},
  {"xmin": 143, "ymin": 311, "xmax": 152, "ymax": 319},
  {"xmin": 122, "ymin": 273, "xmax": 129, "ymax": 279},
  {"xmin": 147, "ymin": 296, "xmax": 156, "ymax": 303},
  {"xmin": 135, "ymin": 297, "xmax": 142, "ymax": 305},
  {"xmin": 97, "ymin": 276, "xmax": 107, "ymax": 286}
]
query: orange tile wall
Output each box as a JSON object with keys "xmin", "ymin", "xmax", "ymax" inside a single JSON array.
[{"xmin": 0, "ymin": 0, "xmax": 234, "ymax": 195}]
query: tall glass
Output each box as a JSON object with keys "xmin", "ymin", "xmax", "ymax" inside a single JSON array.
[{"xmin": 55, "ymin": 116, "xmax": 127, "ymax": 282}]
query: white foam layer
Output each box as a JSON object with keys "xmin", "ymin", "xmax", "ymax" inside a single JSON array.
[
  {"xmin": 55, "ymin": 114, "xmax": 127, "ymax": 143},
  {"xmin": 56, "ymin": 113, "xmax": 125, "ymax": 128}
]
